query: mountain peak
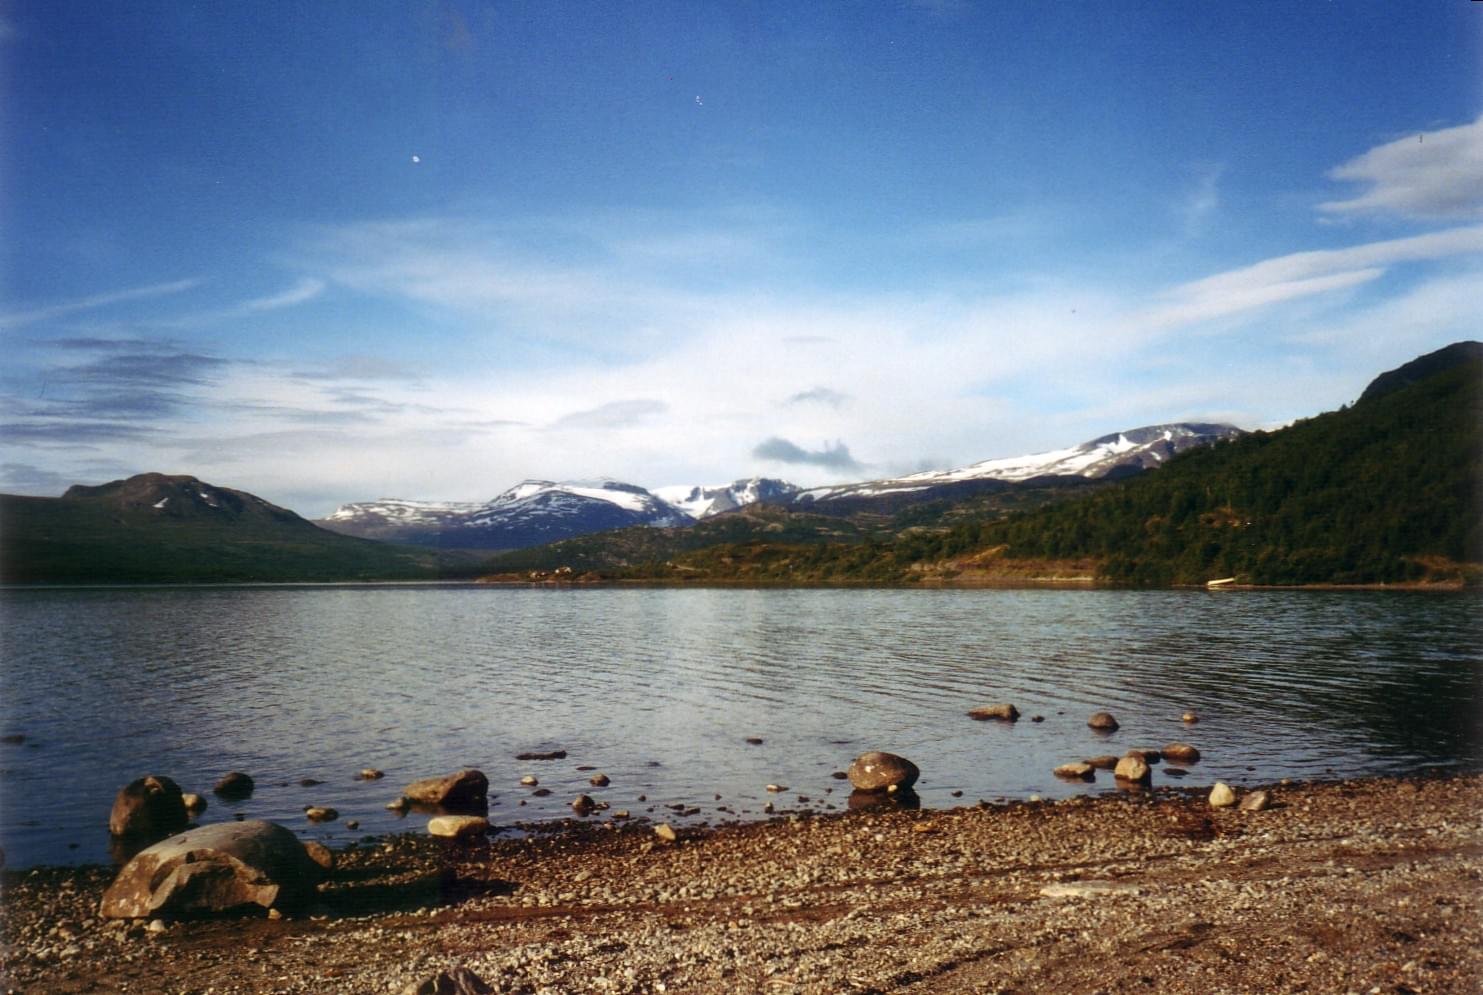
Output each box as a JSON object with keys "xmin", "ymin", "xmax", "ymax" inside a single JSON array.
[{"xmin": 1358, "ymin": 341, "xmax": 1483, "ymax": 404}]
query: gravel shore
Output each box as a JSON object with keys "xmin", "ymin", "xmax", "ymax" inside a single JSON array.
[{"xmin": 3, "ymin": 773, "xmax": 1480, "ymax": 994}]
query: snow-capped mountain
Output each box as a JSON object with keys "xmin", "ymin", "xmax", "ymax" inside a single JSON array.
[
  {"xmin": 794, "ymin": 423, "xmax": 1244, "ymax": 505},
  {"xmin": 318, "ymin": 479, "xmax": 693, "ymax": 550},
  {"xmin": 652, "ymin": 477, "xmax": 801, "ymax": 520}
]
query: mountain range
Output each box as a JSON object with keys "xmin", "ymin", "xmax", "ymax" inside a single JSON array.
[{"xmin": 316, "ymin": 422, "xmax": 1242, "ymax": 550}]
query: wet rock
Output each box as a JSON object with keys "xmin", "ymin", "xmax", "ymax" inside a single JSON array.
[
  {"xmin": 654, "ymin": 823, "xmax": 677, "ymax": 843},
  {"xmin": 745, "ymin": 737, "xmax": 764, "ymax": 745},
  {"xmin": 515, "ymin": 750, "xmax": 566, "ymax": 761},
  {"xmin": 1182, "ymin": 710, "xmax": 1199, "ymax": 723},
  {"xmin": 400, "ymin": 966, "xmax": 494, "ymax": 995},
  {"xmin": 304, "ymin": 806, "xmax": 337, "ymax": 822},
  {"xmin": 1054, "ymin": 762, "xmax": 1095, "ymax": 781},
  {"xmin": 345, "ymin": 819, "xmax": 359, "ymax": 830},
  {"xmin": 1085, "ymin": 754, "xmax": 1120, "ymax": 770},
  {"xmin": 303, "ymin": 840, "xmax": 335, "ymax": 873},
  {"xmin": 358, "ymin": 768, "xmax": 385, "ymax": 780},
  {"xmin": 589, "ymin": 773, "xmax": 610, "ymax": 787},
  {"xmin": 1031, "ymin": 715, "xmax": 1045, "ymax": 722},
  {"xmin": 99, "ymin": 820, "xmax": 322, "ymax": 919},
  {"xmin": 830, "ymin": 771, "xmax": 848, "ymax": 780},
  {"xmin": 531, "ymin": 787, "xmax": 552, "ymax": 797},
  {"xmin": 1087, "ymin": 711, "xmax": 1120, "ymax": 732},
  {"xmin": 297, "ymin": 778, "xmax": 324, "ymax": 787},
  {"xmin": 182, "ymin": 792, "xmax": 207, "ymax": 815},
  {"xmin": 213, "ymin": 772, "xmax": 255, "ymax": 799},
  {"xmin": 428, "ymin": 815, "xmax": 489, "ymax": 839},
  {"xmin": 386, "ymin": 795, "xmax": 411, "ymax": 811},
  {"xmin": 1162, "ymin": 767, "xmax": 1189, "ymax": 778},
  {"xmin": 1113, "ymin": 755, "xmax": 1151, "ymax": 784},
  {"xmin": 968, "ymin": 703, "xmax": 1020, "ymax": 722},
  {"xmin": 766, "ymin": 783, "xmax": 787, "ymax": 793},
  {"xmin": 847, "ymin": 751, "xmax": 919, "ymax": 793},
  {"xmin": 1240, "ymin": 789, "xmax": 1272, "ymax": 812},
  {"xmin": 1209, "ymin": 782, "xmax": 1237, "ymax": 807},
  {"xmin": 519, "ymin": 775, "xmax": 539, "ymax": 787},
  {"xmin": 1128, "ymin": 748, "xmax": 1163, "ymax": 763},
  {"xmin": 571, "ymin": 794, "xmax": 596, "ymax": 815},
  {"xmin": 403, "ymin": 769, "xmax": 488, "ymax": 809},
  {"xmin": 1162, "ymin": 742, "xmax": 1202, "ymax": 764},
  {"xmin": 847, "ymin": 788, "xmax": 921, "ymax": 812},
  {"xmin": 109, "ymin": 775, "xmax": 188, "ymax": 840}
]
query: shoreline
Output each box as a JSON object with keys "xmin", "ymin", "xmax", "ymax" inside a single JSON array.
[{"xmin": 5, "ymin": 771, "xmax": 1480, "ymax": 993}]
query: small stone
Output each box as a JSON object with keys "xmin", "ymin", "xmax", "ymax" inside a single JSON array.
[
  {"xmin": 612, "ymin": 810, "xmax": 630, "ymax": 819},
  {"xmin": 1085, "ymin": 755, "xmax": 1119, "ymax": 770},
  {"xmin": 1087, "ymin": 711, "xmax": 1119, "ymax": 731},
  {"xmin": 1031, "ymin": 715, "xmax": 1045, "ymax": 722},
  {"xmin": 182, "ymin": 792, "xmax": 207, "ymax": 815},
  {"xmin": 571, "ymin": 794, "xmax": 596, "ymax": 814},
  {"xmin": 1239, "ymin": 789, "xmax": 1272, "ymax": 812},
  {"xmin": 589, "ymin": 773, "xmax": 610, "ymax": 787},
  {"xmin": 1182, "ymin": 711, "xmax": 1199, "ymax": 724},
  {"xmin": 1162, "ymin": 742, "xmax": 1202, "ymax": 764},
  {"xmin": 1128, "ymin": 748, "xmax": 1163, "ymax": 763},
  {"xmin": 830, "ymin": 771, "xmax": 848, "ymax": 780},
  {"xmin": 520, "ymin": 775, "xmax": 539, "ymax": 786},
  {"xmin": 345, "ymin": 820, "xmax": 359, "ymax": 830},
  {"xmin": 428, "ymin": 815, "xmax": 489, "ymax": 839},
  {"xmin": 1113, "ymin": 755, "xmax": 1150, "ymax": 784},
  {"xmin": 766, "ymin": 783, "xmax": 786, "ymax": 793},
  {"xmin": 654, "ymin": 823, "xmax": 677, "ymax": 843},
  {"xmin": 515, "ymin": 750, "xmax": 566, "ymax": 761},
  {"xmin": 304, "ymin": 806, "xmax": 337, "ymax": 822},
  {"xmin": 967, "ymin": 703, "xmax": 1019, "ymax": 722},
  {"xmin": 1162, "ymin": 767, "xmax": 1189, "ymax": 778},
  {"xmin": 303, "ymin": 841, "xmax": 335, "ymax": 872},
  {"xmin": 147, "ymin": 919, "xmax": 167, "ymax": 933},
  {"xmin": 359, "ymin": 768, "xmax": 385, "ymax": 780},
  {"xmin": 1054, "ymin": 762, "xmax": 1095, "ymax": 781},
  {"xmin": 1209, "ymin": 782, "xmax": 1237, "ymax": 807},
  {"xmin": 745, "ymin": 737, "xmax": 764, "ymax": 745},
  {"xmin": 386, "ymin": 795, "xmax": 411, "ymax": 811}
]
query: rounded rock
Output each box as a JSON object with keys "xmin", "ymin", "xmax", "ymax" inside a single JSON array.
[
  {"xmin": 967, "ymin": 703, "xmax": 1020, "ymax": 722},
  {"xmin": 427, "ymin": 815, "xmax": 490, "ymax": 839},
  {"xmin": 1182, "ymin": 710, "xmax": 1199, "ymax": 724},
  {"xmin": 212, "ymin": 772, "xmax": 255, "ymax": 799},
  {"xmin": 109, "ymin": 775, "xmax": 188, "ymax": 839},
  {"xmin": 1162, "ymin": 742, "xmax": 1202, "ymax": 764},
  {"xmin": 1053, "ymin": 762, "xmax": 1095, "ymax": 781},
  {"xmin": 1209, "ymin": 782, "xmax": 1237, "ymax": 808},
  {"xmin": 847, "ymin": 751, "xmax": 920, "ymax": 793},
  {"xmin": 1087, "ymin": 711, "xmax": 1120, "ymax": 732},
  {"xmin": 1113, "ymin": 755, "xmax": 1150, "ymax": 784}
]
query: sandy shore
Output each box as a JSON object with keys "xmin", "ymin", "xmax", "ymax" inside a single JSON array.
[{"xmin": 3, "ymin": 773, "xmax": 1480, "ymax": 994}]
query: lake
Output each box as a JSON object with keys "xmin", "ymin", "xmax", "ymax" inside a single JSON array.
[{"xmin": 1, "ymin": 585, "xmax": 1479, "ymax": 869}]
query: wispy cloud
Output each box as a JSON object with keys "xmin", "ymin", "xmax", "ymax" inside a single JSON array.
[
  {"xmin": 752, "ymin": 437, "xmax": 863, "ymax": 473},
  {"xmin": 1319, "ymin": 116, "xmax": 1483, "ymax": 221},
  {"xmin": 0, "ymin": 279, "xmax": 200, "ymax": 330},
  {"xmin": 551, "ymin": 399, "xmax": 668, "ymax": 430},
  {"xmin": 787, "ymin": 386, "xmax": 850, "ymax": 408}
]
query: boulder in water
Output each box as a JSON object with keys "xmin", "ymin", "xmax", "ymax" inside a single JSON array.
[
  {"xmin": 403, "ymin": 769, "xmax": 488, "ymax": 809},
  {"xmin": 967, "ymin": 703, "xmax": 1020, "ymax": 722},
  {"xmin": 847, "ymin": 752, "xmax": 920, "ymax": 793},
  {"xmin": 1087, "ymin": 712, "xmax": 1120, "ymax": 732},
  {"xmin": 109, "ymin": 776, "xmax": 188, "ymax": 840}
]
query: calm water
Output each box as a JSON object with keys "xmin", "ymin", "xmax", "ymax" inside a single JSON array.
[{"xmin": 1, "ymin": 585, "xmax": 1479, "ymax": 868}]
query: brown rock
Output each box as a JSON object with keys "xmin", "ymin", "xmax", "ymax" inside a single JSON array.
[
  {"xmin": 428, "ymin": 815, "xmax": 489, "ymax": 839},
  {"xmin": 1054, "ymin": 763, "xmax": 1095, "ymax": 781},
  {"xmin": 1239, "ymin": 789, "xmax": 1272, "ymax": 812},
  {"xmin": 1182, "ymin": 710, "xmax": 1199, "ymax": 723},
  {"xmin": 1128, "ymin": 748, "xmax": 1163, "ymax": 763},
  {"xmin": 400, "ymin": 966, "xmax": 494, "ymax": 995},
  {"xmin": 182, "ymin": 792, "xmax": 207, "ymax": 815},
  {"xmin": 571, "ymin": 794, "xmax": 596, "ymax": 814},
  {"xmin": 304, "ymin": 806, "xmax": 337, "ymax": 822},
  {"xmin": 514, "ymin": 750, "xmax": 566, "ymax": 761},
  {"xmin": 1162, "ymin": 742, "xmax": 1202, "ymax": 764},
  {"xmin": 847, "ymin": 751, "xmax": 920, "ymax": 793},
  {"xmin": 589, "ymin": 773, "xmax": 610, "ymax": 787},
  {"xmin": 212, "ymin": 772, "xmax": 255, "ymax": 799},
  {"xmin": 303, "ymin": 840, "xmax": 335, "ymax": 873},
  {"xmin": 358, "ymin": 768, "xmax": 385, "ymax": 780},
  {"xmin": 403, "ymin": 769, "xmax": 488, "ymax": 809},
  {"xmin": 1113, "ymin": 755, "xmax": 1151, "ymax": 784},
  {"xmin": 109, "ymin": 775, "xmax": 188, "ymax": 839},
  {"xmin": 968, "ymin": 703, "xmax": 1020, "ymax": 721},
  {"xmin": 1085, "ymin": 755, "xmax": 1120, "ymax": 770},
  {"xmin": 99, "ymin": 820, "xmax": 322, "ymax": 919},
  {"xmin": 1088, "ymin": 711, "xmax": 1120, "ymax": 731}
]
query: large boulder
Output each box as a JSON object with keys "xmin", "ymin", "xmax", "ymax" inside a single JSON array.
[
  {"xmin": 99, "ymin": 820, "xmax": 323, "ymax": 918},
  {"xmin": 847, "ymin": 752, "xmax": 919, "ymax": 793},
  {"xmin": 212, "ymin": 772, "xmax": 255, "ymax": 799},
  {"xmin": 109, "ymin": 776, "xmax": 188, "ymax": 839},
  {"xmin": 403, "ymin": 769, "xmax": 488, "ymax": 809}
]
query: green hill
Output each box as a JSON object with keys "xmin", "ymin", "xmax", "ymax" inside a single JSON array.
[
  {"xmin": 926, "ymin": 342, "xmax": 1483, "ymax": 586},
  {"xmin": 0, "ymin": 473, "xmax": 474, "ymax": 584}
]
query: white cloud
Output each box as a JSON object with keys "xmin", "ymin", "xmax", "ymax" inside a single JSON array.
[
  {"xmin": 1319, "ymin": 116, "xmax": 1483, "ymax": 221},
  {"xmin": 0, "ymin": 279, "xmax": 200, "ymax": 330}
]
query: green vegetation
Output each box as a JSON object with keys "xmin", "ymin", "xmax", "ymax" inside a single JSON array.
[{"xmin": 0, "ymin": 477, "xmax": 478, "ymax": 584}]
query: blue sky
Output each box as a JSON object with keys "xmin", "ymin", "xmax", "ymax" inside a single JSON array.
[{"xmin": 3, "ymin": 2, "xmax": 1481, "ymax": 515}]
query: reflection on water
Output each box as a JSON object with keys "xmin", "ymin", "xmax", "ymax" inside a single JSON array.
[{"xmin": 1, "ymin": 585, "xmax": 1478, "ymax": 867}]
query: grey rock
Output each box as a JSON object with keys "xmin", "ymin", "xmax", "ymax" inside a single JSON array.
[
  {"xmin": 1239, "ymin": 789, "xmax": 1272, "ymax": 812},
  {"xmin": 847, "ymin": 751, "xmax": 920, "ymax": 793},
  {"xmin": 99, "ymin": 820, "xmax": 322, "ymax": 919},
  {"xmin": 1053, "ymin": 762, "xmax": 1095, "ymax": 781}
]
